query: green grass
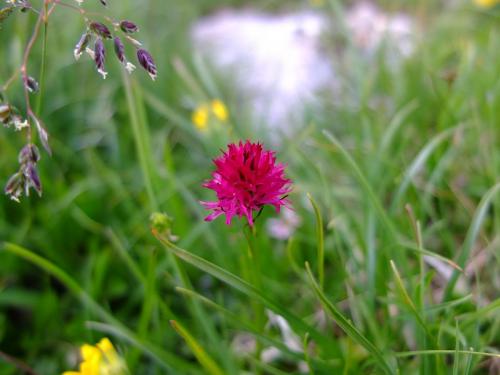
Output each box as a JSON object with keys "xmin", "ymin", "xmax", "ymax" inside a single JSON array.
[{"xmin": 0, "ymin": 0, "xmax": 499, "ymax": 374}]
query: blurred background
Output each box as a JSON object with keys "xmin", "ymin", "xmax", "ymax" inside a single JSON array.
[{"xmin": 1, "ymin": 0, "xmax": 499, "ymax": 374}]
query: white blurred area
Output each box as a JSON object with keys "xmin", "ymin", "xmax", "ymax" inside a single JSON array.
[
  {"xmin": 192, "ymin": 2, "xmax": 415, "ymax": 130},
  {"xmin": 346, "ymin": 2, "xmax": 414, "ymax": 57}
]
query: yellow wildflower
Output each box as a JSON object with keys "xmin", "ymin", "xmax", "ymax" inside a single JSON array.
[
  {"xmin": 191, "ymin": 104, "xmax": 209, "ymax": 131},
  {"xmin": 191, "ymin": 99, "xmax": 229, "ymax": 131},
  {"xmin": 63, "ymin": 338, "xmax": 127, "ymax": 375},
  {"xmin": 474, "ymin": 0, "xmax": 500, "ymax": 7},
  {"xmin": 210, "ymin": 99, "xmax": 229, "ymax": 122}
]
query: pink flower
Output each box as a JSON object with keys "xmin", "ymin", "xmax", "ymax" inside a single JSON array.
[{"xmin": 202, "ymin": 141, "xmax": 292, "ymax": 226}]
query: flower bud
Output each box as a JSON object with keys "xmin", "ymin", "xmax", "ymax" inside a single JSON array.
[
  {"xmin": 150, "ymin": 212, "xmax": 178, "ymax": 241},
  {"xmin": 26, "ymin": 76, "xmax": 39, "ymax": 93},
  {"xmin": 0, "ymin": 103, "xmax": 12, "ymax": 124},
  {"xmin": 29, "ymin": 112, "xmax": 51, "ymax": 156},
  {"xmin": 113, "ymin": 37, "xmax": 125, "ymax": 63},
  {"xmin": 114, "ymin": 37, "xmax": 136, "ymax": 74},
  {"xmin": 25, "ymin": 162, "xmax": 42, "ymax": 196},
  {"xmin": 18, "ymin": 144, "xmax": 40, "ymax": 164},
  {"xmin": 119, "ymin": 20, "xmax": 138, "ymax": 34},
  {"xmin": 90, "ymin": 22, "xmax": 112, "ymax": 39},
  {"xmin": 137, "ymin": 49, "xmax": 157, "ymax": 81},
  {"xmin": 94, "ymin": 38, "xmax": 107, "ymax": 79},
  {"xmin": 74, "ymin": 32, "xmax": 91, "ymax": 60},
  {"xmin": 4, "ymin": 172, "xmax": 21, "ymax": 197}
]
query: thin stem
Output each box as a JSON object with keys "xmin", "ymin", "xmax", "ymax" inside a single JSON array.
[
  {"xmin": 0, "ymin": 350, "xmax": 40, "ymax": 375},
  {"xmin": 35, "ymin": 1, "xmax": 49, "ymax": 115},
  {"xmin": 1, "ymin": 2, "xmax": 54, "ymax": 94},
  {"xmin": 122, "ymin": 71, "xmax": 158, "ymax": 211},
  {"xmin": 243, "ymin": 226, "xmax": 264, "ymax": 374},
  {"xmin": 21, "ymin": 5, "xmax": 46, "ymax": 141},
  {"xmin": 395, "ymin": 349, "xmax": 500, "ymax": 359}
]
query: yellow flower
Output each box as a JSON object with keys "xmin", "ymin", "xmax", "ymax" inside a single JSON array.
[
  {"xmin": 63, "ymin": 338, "xmax": 127, "ymax": 375},
  {"xmin": 210, "ymin": 99, "xmax": 229, "ymax": 122},
  {"xmin": 191, "ymin": 104, "xmax": 209, "ymax": 131},
  {"xmin": 191, "ymin": 99, "xmax": 229, "ymax": 131},
  {"xmin": 474, "ymin": 0, "xmax": 500, "ymax": 7}
]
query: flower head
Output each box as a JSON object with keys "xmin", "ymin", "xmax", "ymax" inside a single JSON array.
[
  {"xmin": 192, "ymin": 104, "xmax": 210, "ymax": 130},
  {"xmin": 210, "ymin": 99, "xmax": 228, "ymax": 122},
  {"xmin": 90, "ymin": 22, "xmax": 112, "ymax": 39},
  {"xmin": 114, "ymin": 37, "xmax": 136, "ymax": 74},
  {"xmin": 119, "ymin": 20, "xmax": 139, "ymax": 34},
  {"xmin": 202, "ymin": 141, "xmax": 291, "ymax": 226},
  {"xmin": 63, "ymin": 337, "xmax": 128, "ymax": 375},
  {"xmin": 191, "ymin": 99, "xmax": 229, "ymax": 131},
  {"xmin": 137, "ymin": 48, "xmax": 157, "ymax": 80},
  {"xmin": 94, "ymin": 38, "xmax": 107, "ymax": 79},
  {"xmin": 74, "ymin": 32, "xmax": 91, "ymax": 60}
]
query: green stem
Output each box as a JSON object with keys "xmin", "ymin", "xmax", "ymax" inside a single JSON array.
[
  {"xmin": 35, "ymin": 2, "xmax": 49, "ymax": 115},
  {"xmin": 395, "ymin": 350, "xmax": 500, "ymax": 359},
  {"xmin": 243, "ymin": 226, "xmax": 264, "ymax": 374},
  {"xmin": 121, "ymin": 72, "xmax": 158, "ymax": 211}
]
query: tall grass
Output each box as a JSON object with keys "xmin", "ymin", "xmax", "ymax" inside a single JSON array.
[{"xmin": 0, "ymin": 0, "xmax": 499, "ymax": 374}]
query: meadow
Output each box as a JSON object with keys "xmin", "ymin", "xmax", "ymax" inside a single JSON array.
[{"xmin": 0, "ymin": 0, "xmax": 499, "ymax": 374}]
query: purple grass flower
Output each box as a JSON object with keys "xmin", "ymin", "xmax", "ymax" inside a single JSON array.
[
  {"xmin": 137, "ymin": 48, "xmax": 157, "ymax": 80},
  {"xmin": 94, "ymin": 38, "xmax": 107, "ymax": 79},
  {"xmin": 120, "ymin": 20, "xmax": 139, "ymax": 34},
  {"xmin": 114, "ymin": 37, "xmax": 136, "ymax": 73},
  {"xmin": 90, "ymin": 22, "xmax": 112, "ymax": 39}
]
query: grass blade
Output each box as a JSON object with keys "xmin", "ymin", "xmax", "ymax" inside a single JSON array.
[
  {"xmin": 391, "ymin": 126, "xmax": 458, "ymax": 211},
  {"xmin": 307, "ymin": 193, "xmax": 325, "ymax": 290},
  {"xmin": 323, "ymin": 130, "xmax": 397, "ymax": 241},
  {"xmin": 395, "ymin": 350, "xmax": 500, "ymax": 359},
  {"xmin": 304, "ymin": 262, "xmax": 396, "ymax": 375},
  {"xmin": 170, "ymin": 320, "xmax": 226, "ymax": 375},
  {"xmin": 1, "ymin": 242, "xmax": 195, "ymax": 373},
  {"xmin": 443, "ymin": 182, "xmax": 500, "ymax": 301},
  {"xmin": 389, "ymin": 260, "xmax": 432, "ymax": 340},
  {"xmin": 175, "ymin": 287, "xmax": 338, "ymax": 372},
  {"xmin": 379, "ymin": 100, "xmax": 419, "ymax": 153},
  {"xmin": 453, "ymin": 320, "xmax": 460, "ymax": 375},
  {"xmin": 397, "ymin": 242, "xmax": 463, "ymax": 271},
  {"xmin": 154, "ymin": 234, "xmax": 337, "ymax": 350}
]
